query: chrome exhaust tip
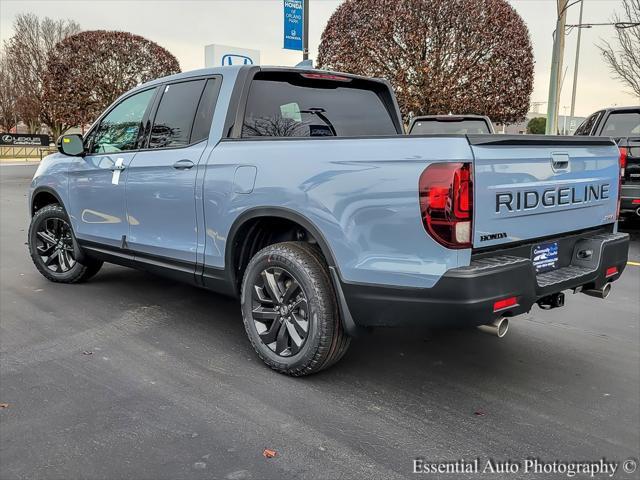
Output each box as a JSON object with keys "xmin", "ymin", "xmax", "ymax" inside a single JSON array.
[
  {"xmin": 582, "ymin": 282, "xmax": 612, "ymax": 299},
  {"xmin": 477, "ymin": 317, "xmax": 509, "ymax": 338},
  {"xmin": 636, "ymin": 207, "xmax": 640, "ymax": 217}
]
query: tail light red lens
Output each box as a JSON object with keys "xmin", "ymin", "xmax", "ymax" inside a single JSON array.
[
  {"xmin": 619, "ymin": 147, "xmax": 628, "ymax": 172},
  {"xmin": 493, "ymin": 296, "xmax": 518, "ymax": 312},
  {"xmin": 617, "ymin": 147, "xmax": 627, "ymax": 219},
  {"xmin": 418, "ymin": 162, "xmax": 473, "ymax": 248},
  {"xmin": 605, "ymin": 266, "xmax": 618, "ymax": 278},
  {"xmin": 300, "ymin": 73, "xmax": 352, "ymax": 82}
]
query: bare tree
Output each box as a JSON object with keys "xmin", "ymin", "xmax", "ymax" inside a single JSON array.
[
  {"xmin": 317, "ymin": 0, "xmax": 534, "ymax": 124},
  {"xmin": 43, "ymin": 30, "xmax": 180, "ymax": 136},
  {"xmin": 0, "ymin": 52, "xmax": 18, "ymax": 132},
  {"xmin": 599, "ymin": 0, "xmax": 640, "ymax": 98},
  {"xmin": 3, "ymin": 14, "xmax": 80, "ymax": 134}
]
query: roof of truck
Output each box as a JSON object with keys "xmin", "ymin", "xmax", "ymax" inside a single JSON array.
[
  {"xmin": 594, "ymin": 106, "xmax": 640, "ymax": 114},
  {"xmin": 136, "ymin": 65, "xmax": 385, "ymax": 89}
]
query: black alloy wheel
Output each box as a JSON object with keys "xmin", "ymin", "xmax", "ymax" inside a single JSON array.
[
  {"xmin": 34, "ymin": 217, "xmax": 76, "ymax": 273},
  {"xmin": 28, "ymin": 204, "xmax": 103, "ymax": 283},
  {"xmin": 251, "ymin": 266, "xmax": 309, "ymax": 357}
]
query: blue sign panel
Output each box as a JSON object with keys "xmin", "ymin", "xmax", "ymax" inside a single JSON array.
[{"xmin": 284, "ymin": 0, "xmax": 304, "ymax": 51}]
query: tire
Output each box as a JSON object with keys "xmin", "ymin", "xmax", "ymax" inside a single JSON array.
[
  {"xmin": 28, "ymin": 204, "xmax": 103, "ymax": 283},
  {"xmin": 240, "ymin": 241, "xmax": 351, "ymax": 376}
]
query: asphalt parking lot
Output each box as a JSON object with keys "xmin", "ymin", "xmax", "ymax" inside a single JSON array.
[{"xmin": 1, "ymin": 164, "xmax": 639, "ymax": 480}]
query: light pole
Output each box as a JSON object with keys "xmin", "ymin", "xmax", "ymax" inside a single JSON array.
[
  {"xmin": 565, "ymin": 18, "xmax": 640, "ymax": 131},
  {"xmin": 546, "ymin": 0, "xmax": 569, "ymax": 135},
  {"xmin": 303, "ymin": 0, "xmax": 309, "ymax": 61},
  {"xmin": 569, "ymin": 0, "xmax": 584, "ymax": 131}
]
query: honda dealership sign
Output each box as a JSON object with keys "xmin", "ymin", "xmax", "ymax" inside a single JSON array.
[
  {"xmin": 0, "ymin": 133, "xmax": 50, "ymax": 146},
  {"xmin": 204, "ymin": 44, "xmax": 260, "ymax": 67},
  {"xmin": 283, "ymin": 0, "xmax": 304, "ymax": 51}
]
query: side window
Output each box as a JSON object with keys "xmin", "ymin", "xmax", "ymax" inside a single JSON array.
[
  {"xmin": 148, "ymin": 79, "xmax": 206, "ymax": 149},
  {"xmin": 574, "ymin": 112, "xmax": 601, "ymax": 136},
  {"xmin": 90, "ymin": 88, "xmax": 156, "ymax": 153},
  {"xmin": 191, "ymin": 78, "xmax": 221, "ymax": 144}
]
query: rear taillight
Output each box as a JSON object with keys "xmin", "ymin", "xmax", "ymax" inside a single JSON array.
[
  {"xmin": 617, "ymin": 147, "xmax": 627, "ymax": 219},
  {"xmin": 605, "ymin": 266, "xmax": 618, "ymax": 278},
  {"xmin": 418, "ymin": 162, "xmax": 473, "ymax": 248},
  {"xmin": 619, "ymin": 147, "xmax": 628, "ymax": 173}
]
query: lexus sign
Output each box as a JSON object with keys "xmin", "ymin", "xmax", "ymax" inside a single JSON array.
[{"xmin": 0, "ymin": 133, "xmax": 50, "ymax": 146}]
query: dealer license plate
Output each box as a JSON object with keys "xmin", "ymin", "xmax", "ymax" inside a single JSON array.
[{"xmin": 532, "ymin": 241, "xmax": 559, "ymax": 273}]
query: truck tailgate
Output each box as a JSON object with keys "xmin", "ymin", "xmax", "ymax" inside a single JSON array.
[{"xmin": 468, "ymin": 135, "xmax": 620, "ymax": 248}]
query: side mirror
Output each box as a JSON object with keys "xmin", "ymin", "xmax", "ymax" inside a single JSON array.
[{"xmin": 57, "ymin": 134, "xmax": 85, "ymax": 157}]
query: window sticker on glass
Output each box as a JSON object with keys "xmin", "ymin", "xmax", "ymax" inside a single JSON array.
[{"xmin": 280, "ymin": 103, "xmax": 302, "ymax": 122}]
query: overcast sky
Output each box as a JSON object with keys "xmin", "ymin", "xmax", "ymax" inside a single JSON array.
[{"xmin": 0, "ymin": 0, "xmax": 633, "ymax": 117}]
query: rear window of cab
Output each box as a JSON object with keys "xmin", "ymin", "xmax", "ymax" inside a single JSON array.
[
  {"xmin": 242, "ymin": 72, "xmax": 398, "ymax": 138},
  {"xmin": 601, "ymin": 111, "xmax": 640, "ymax": 137}
]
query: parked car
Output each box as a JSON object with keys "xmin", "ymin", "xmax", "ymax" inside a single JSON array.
[
  {"xmin": 575, "ymin": 106, "xmax": 640, "ymax": 220},
  {"xmin": 28, "ymin": 66, "xmax": 629, "ymax": 375},
  {"xmin": 408, "ymin": 114, "xmax": 495, "ymax": 134}
]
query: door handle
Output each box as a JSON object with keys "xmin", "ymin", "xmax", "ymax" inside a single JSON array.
[
  {"xmin": 551, "ymin": 153, "xmax": 570, "ymax": 172},
  {"xmin": 173, "ymin": 159, "xmax": 195, "ymax": 170}
]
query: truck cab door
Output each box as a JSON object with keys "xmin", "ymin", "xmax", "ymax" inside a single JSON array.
[
  {"xmin": 124, "ymin": 77, "xmax": 221, "ymax": 278},
  {"xmin": 67, "ymin": 87, "xmax": 157, "ymax": 249}
]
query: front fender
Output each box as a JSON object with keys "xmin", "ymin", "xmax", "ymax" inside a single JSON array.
[{"xmin": 29, "ymin": 153, "xmax": 71, "ymax": 215}]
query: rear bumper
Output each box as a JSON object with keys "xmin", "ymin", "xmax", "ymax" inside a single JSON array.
[{"xmin": 341, "ymin": 231, "xmax": 629, "ymax": 328}]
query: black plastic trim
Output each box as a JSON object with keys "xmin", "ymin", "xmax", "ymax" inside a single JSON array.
[
  {"xmin": 30, "ymin": 186, "xmax": 65, "ymax": 216},
  {"xmin": 339, "ymin": 232, "xmax": 629, "ymax": 328},
  {"xmin": 466, "ymin": 134, "xmax": 616, "ymax": 147},
  {"xmin": 77, "ymin": 239, "xmax": 198, "ymax": 285},
  {"xmin": 329, "ymin": 266, "xmax": 369, "ymax": 337},
  {"xmin": 201, "ymin": 265, "xmax": 236, "ymax": 296},
  {"xmin": 226, "ymin": 65, "xmax": 260, "ymax": 139}
]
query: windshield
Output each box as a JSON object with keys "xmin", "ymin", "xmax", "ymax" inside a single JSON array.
[
  {"xmin": 601, "ymin": 111, "xmax": 640, "ymax": 137},
  {"xmin": 410, "ymin": 118, "xmax": 491, "ymax": 134}
]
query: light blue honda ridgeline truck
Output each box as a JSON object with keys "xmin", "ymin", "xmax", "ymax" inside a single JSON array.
[{"xmin": 28, "ymin": 66, "xmax": 630, "ymax": 375}]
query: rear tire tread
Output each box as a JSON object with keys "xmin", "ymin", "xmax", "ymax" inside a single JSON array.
[{"xmin": 241, "ymin": 241, "xmax": 350, "ymax": 376}]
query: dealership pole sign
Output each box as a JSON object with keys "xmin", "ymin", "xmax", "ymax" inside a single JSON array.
[
  {"xmin": 0, "ymin": 133, "xmax": 50, "ymax": 146},
  {"xmin": 283, "ymin": 0, "xmax": 304, "ymax": 51}
]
